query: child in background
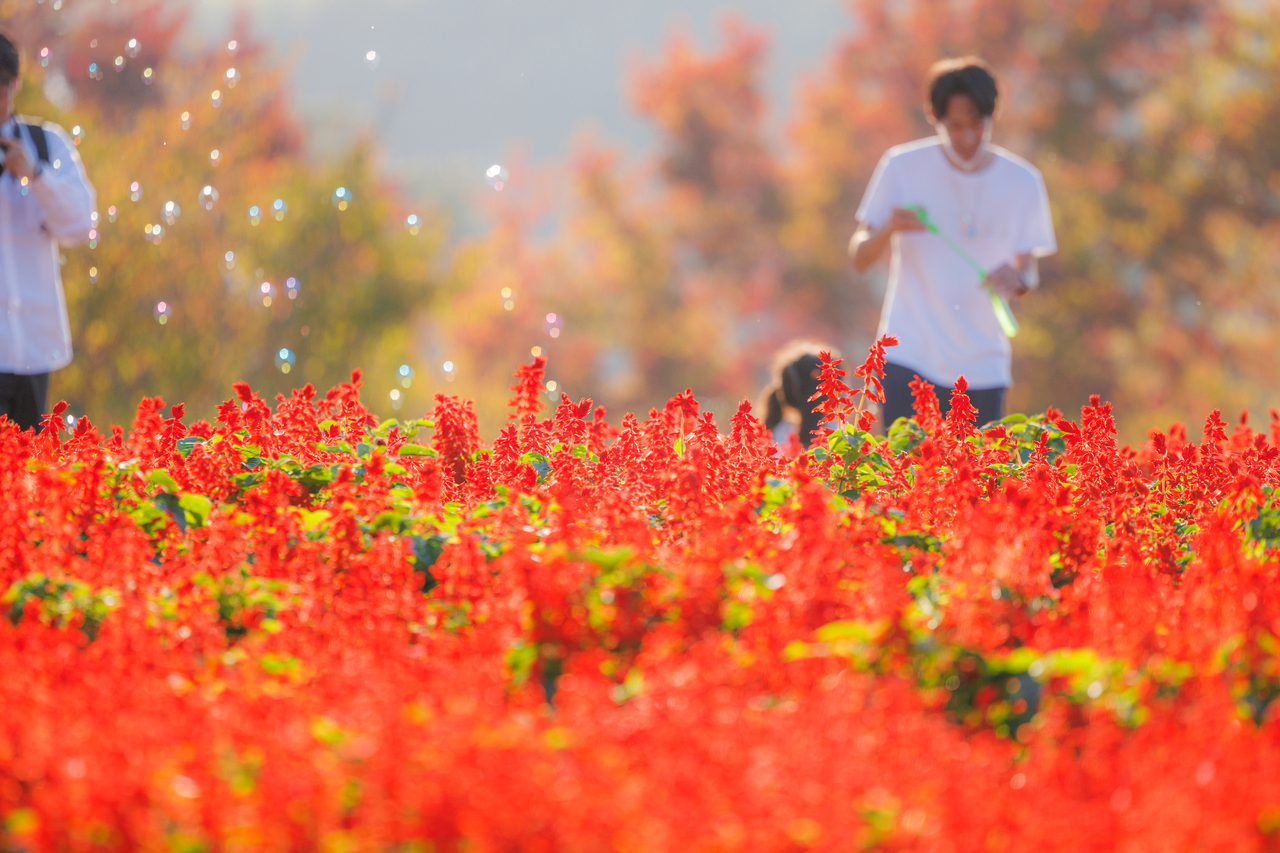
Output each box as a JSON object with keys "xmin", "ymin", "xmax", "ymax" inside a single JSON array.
[{"xmin": 758, "ymin": 341, "xmax": 837, "ymax": 450}]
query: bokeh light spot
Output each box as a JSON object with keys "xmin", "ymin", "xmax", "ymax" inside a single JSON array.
[{"xmin": 275, "ymin": 347, "xmax": 296, "ymax": 373}]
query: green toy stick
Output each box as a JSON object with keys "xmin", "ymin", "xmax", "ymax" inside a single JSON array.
[{"xmin": 904, "ymin": 204, "xmax": 1019, "ymax": 338}]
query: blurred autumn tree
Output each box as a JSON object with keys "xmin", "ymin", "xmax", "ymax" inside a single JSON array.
[
  {"xmin": 5, "ymin": 0, "xmax": 1280, "ymax": 440},
  {"xmin": 444, "ymin": 24, "xmax": 803, "ymax": 427},
  {"xmin": 455, "ymin": 0, "xmax": 1280, "ymax": 440},
  {"xmin": 5, "ymin": 1, "xmax": 441, "ymax": 428}
]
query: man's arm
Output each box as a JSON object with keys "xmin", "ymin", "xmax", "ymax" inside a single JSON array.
[
  {"xmin": 23, "ymin": 125, "xmax": 96, "ymax": 244},
  {"xmin": 848, "ymin": 207, "xmax": 927, "ymax": 272}
]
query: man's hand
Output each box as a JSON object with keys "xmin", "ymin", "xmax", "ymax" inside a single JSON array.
[
  {"xmin": 885, "ymin": 206, "xmax": 928, "ymax": 234},
  {"xmin": 850, "ymin": 207, "xmax": 928, "ymax": 271},
  {"xmin": 0, "ymin": 137, "xmax": 37, "ymax": 182},
  {"xmin": 985, "ymin": 263, "xmax": 1027, "ymax": 299}
]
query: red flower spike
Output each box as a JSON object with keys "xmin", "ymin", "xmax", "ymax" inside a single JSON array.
[
  {"xmin": 430, "ymin": 393, "xmax": 482, "ymax": 483},
  {"xmin": 851, "ymin": 334, "xmax": 899, "ymax": 406},
  {"xmin": 508, "ymin": 356, "xmax": 548, "ymax": 418},
  {"xmin": 40, "ymin": 400, "xmax": 70, "ymax": 435},
  {"xmin": 1203, "ymin": 409, "xmax": 1227, "ymax": 444},
  {"xmin": 809, "ymin": 351, "xmax": 852, "ymax": 427},
  {"xmin": 665, "ymin": 388, "xmax": 701, "ymax": 422},
  {"xmin": 945, "ymin": 376, "xmax": 978, "ymax": 438},
  {"xmin": 908, "ymin": 375, "xmax": 943, "ymax": 433}
]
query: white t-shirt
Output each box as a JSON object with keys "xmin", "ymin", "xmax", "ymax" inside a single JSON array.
[{"xmin": 855, "ymin": 137, "xmax": 1056, "ymax": 389}]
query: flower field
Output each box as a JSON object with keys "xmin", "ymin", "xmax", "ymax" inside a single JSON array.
[{"xmin": 4, "ymin": 345, "xmax": 1280, "ymax": 852}]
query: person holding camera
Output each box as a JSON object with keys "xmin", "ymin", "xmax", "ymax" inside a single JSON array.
[
  {"xmin": 0, "ymin": 32, "xmax": 96, "ymax": 432},
  {"xmin": 849, "ymin": 57, "xmax": 1056, "ymax": 429}
]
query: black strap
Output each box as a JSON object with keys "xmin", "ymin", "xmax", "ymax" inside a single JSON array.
[
  {"xmin": 0, "ymin": 122, "xmax": 50, "ymax": 178},
  {"xmin": 22, "ymin": 124, "xmax": 49, "ymax": 164}
]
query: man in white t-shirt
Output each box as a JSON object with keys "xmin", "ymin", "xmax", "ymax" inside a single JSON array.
[{"xmin": 849, "ymin": 56, "xmax": 1056, "ymax": 428}]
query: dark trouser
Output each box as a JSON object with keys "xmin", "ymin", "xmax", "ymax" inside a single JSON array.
[
  {"xmin": 0, "ymin": 373, "xmax": 50, "ymax": 432},
  {"xmin": 881, "ymin": 362, "xmax": 1006, "ymax": 430}
]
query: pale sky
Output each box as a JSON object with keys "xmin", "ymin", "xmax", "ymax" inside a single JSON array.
[{"xmin": 194, "ymin": 0, "xmax": 851, "ymax": 226}]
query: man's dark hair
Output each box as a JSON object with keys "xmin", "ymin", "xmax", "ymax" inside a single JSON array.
[
  {"xmin": 927, "ymin": 57, "xmax": 998, "ymax": 119},
  {"xmin": 0, "ymin": 33, "xmax": 18, "ymax": 86}
]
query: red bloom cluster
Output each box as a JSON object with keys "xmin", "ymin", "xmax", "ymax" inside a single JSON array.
[{"xmin": 3, "ymin": 358, "xmax": 1280, "ymax": 851}]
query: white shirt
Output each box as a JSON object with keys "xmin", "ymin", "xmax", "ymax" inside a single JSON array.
[
  {"xmin": 0, "ymin": 115, "xmax": 96, "ymax": 375},
  {"xmin": 856, "ymin": 137, "xmax": 1056, "ymax": 389}
]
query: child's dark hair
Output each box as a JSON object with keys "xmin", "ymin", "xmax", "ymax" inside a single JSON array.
[
  {"xmin": 758, "ymin": 341, "xmax": 836, "ymax": 449},
  {"xmin": 927, "ymin": 56, "xmax": 998, "ymax": 119},
  {"xmin": 0, "ymin": 34, "xmax": 19, "ymax": 86}
]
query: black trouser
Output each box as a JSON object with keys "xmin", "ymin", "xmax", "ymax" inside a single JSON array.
[
  {"xmin": 881, "ymin": 362, "xmax": 1006, "ymax": 430},
  {"xmin": 0, "ymin": 373, "xmax": 50, "ymax": 432}
]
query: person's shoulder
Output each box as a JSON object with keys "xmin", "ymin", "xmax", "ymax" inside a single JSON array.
[
  {"xmin": 883, "ymin": 136, "xmax": 944, "ymax": 165},
  {"xmin": 987, "ymin": 145, "xmax": 1045, "ymax": 183},
  {"xmin": 14, "ymin": 115, "xmax": 74, "ymax": 146}
]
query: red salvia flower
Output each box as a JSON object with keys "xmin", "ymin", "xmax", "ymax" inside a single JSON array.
[
  {"xmin": 508, "ymin": 356, "xmax": 549, "ymax": 418},
  {"xmin": 946, "ymin": 375, "xmax": 978, "ymax": 438},
  {"xmin": 0, "ymin": 354, "xmax": 1278, "ymax": 852}
]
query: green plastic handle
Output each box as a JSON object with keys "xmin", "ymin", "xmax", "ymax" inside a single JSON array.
[{"xmin": 903, "ymin": 205, "xmax": 1019, "ymax": 338}]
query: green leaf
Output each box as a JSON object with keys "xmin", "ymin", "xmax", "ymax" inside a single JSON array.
[
  {"xmin": 371, "ymin": 510, "xmax": 407, "ymax": 533},
  {"xmin": 295, "ymin": 463, "xmax": 333, "ymax": 494},
  {"xmin": 411, "ymin": 534, "xmax": 450, "ymax": 593},
  {"xmin": 127, "ymin": 500, "xmax": 168, "ymax": 533},
  {"xmin": 520, "ymin": 451, "xmax": 552, "ymax": 483},
  {"xmin": 887, "ymin": 418, "xmax": 926, "ymax": 454},
  {"xmin": 259, "ymin": 653, "xmax": 299, "ymax": 676},
  {"xmin": 154, "ymin": 493, "xmax": 187, "ymax": 531},
  {"xmin": 178, "ymin": 493, "xmax": 213, "ymax": 527},
  {"xmin": 298, "ymin": 509, "xmax": 332, "ymax": 532},
  {"xmin": 147, "ymin": 469, "xmax": 180, "ymax": 492},
  {"xmin": 175, "ymin": 437, "xmax": 204, "ymax": 457},
  {"xmin": 396, "ymin": 443, "xmax": 436, "ymax": 457},
  {"xmin": 782, "ymin": 640, "xmax": 810, "ymax": 662},
  {"xmin": 814, "ymin": 618, "xmax": 888, "ymax": 644},
  {"xmin": 506, "ymin": 641, "xmax": 537, "ymax": 686},
  {"xmin": 311, "ymin": 716, "xmax": 349, "ymax": 746},
  {"xmin": 723, "ymin": 600, "xmax": 753, "ymax": 631}
]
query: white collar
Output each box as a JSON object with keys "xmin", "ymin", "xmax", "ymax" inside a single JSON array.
[{"xmin": 940, "ymin": 142, "xmax": 994, "ymax": 173}]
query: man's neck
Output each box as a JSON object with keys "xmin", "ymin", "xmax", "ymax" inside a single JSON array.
[{"xmin": 940, "ymin": 141, "xmax": 992, "ymax": 173}]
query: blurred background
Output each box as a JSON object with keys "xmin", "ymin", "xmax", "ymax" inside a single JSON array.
[{"xmin": 5, "ymin": 0, "xmax": 1280, "ymax": 442}]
